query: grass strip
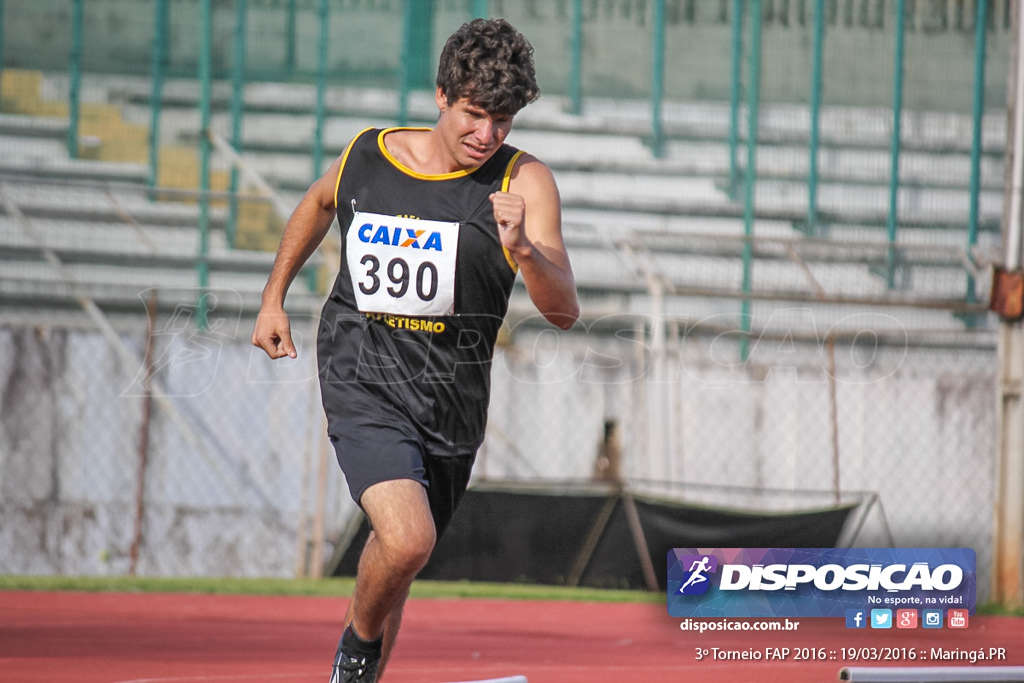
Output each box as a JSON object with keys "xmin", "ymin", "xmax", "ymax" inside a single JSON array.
[
  {"xmin": 2, "ymin": 574, "xmax": 1018, "ymax": 615},
  {"xmin": 0, "ymin": 574, "xmax": 659, "ymax": 604}
]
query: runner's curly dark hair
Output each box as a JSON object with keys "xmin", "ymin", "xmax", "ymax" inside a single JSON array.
[{"xmin": 435, "ymin": 18, "xmax": 539, "ymax": 117}]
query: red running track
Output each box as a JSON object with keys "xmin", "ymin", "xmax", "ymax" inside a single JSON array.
[{"xmin": 1, "ymin": 591, "xmax": 1021, "ymax": 683}]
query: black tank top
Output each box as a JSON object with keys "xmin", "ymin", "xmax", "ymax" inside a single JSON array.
[{"xmin": 317, "ymin": 127, "xmax": 522, "ymax": 456}]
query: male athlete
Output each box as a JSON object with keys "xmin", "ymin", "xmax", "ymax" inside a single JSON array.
[{"xmin": 252, "ymin": 18, "xmax": 579, "ymax": 683}]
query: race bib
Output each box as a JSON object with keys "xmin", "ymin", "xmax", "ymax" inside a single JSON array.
[{"xmin": 345, "ymin": 211, "xmax": 460, "ymax": 316}]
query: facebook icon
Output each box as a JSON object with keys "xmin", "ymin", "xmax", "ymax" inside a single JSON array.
[{"xmin": 846, "ymin": 609, "xmax": 867, "ymax": 629}]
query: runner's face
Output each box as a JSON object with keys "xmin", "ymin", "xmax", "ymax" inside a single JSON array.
[{"xmin": 436, "ymin": 90, "xmax": 514, "ymax": 170}]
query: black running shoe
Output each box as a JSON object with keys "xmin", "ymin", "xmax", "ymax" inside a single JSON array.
[{"xmin": 329, "ymin": 625, "xmax": 381, "ymax": 683}]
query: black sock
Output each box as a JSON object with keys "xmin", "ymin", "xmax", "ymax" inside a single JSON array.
[{"xmin": 342, "ymin": 624, "xmax": 383, "ymax": 657}]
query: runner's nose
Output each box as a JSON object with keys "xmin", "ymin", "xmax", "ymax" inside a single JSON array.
[{"xmin": 474, "ymin": 117, "xmax": 495, "ymax": 144}]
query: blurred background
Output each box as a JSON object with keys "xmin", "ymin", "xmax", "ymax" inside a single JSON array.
[{"xmin": 0, "ymin": 0, "xmax": 1020, "ymax": 607}]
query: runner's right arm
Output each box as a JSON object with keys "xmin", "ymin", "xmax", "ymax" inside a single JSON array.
[{"xmin": 251, "ymin": 155, "xmax": 343, "ymax": 359}]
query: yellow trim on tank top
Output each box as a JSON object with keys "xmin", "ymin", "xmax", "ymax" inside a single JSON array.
[
  {"xmin": 376, "ymin": 127, "xmax": 478, "ymax": 180},
  {"xmin": 333, "ymin": 127, "xmax": 375, "ymax": 208},
  {"xmin": 501, "ymin": 150, "xmax": 526, "ymax": 273}
]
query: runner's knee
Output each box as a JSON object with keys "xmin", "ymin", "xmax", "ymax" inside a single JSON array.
[{"xmin": 375, "ymin": 521, "xmax": 435, "ymax": 575}]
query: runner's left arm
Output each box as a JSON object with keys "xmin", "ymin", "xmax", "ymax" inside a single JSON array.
[{"xmin": 491, "ymin": 154, "xmax": 579, "ymax": 330}]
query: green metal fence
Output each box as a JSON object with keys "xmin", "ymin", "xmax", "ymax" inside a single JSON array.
[
  {"xmin": 1, "ymin": 0, "xmax": 1010, "ymax": 253},
  {"xmin": 3, "ymin": 3, "xmax": 1013, "ymax": 117}
]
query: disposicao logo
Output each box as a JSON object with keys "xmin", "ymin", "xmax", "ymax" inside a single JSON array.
[
  {"xmin": 667, "ymin": 548, "xmax": 976, "ymax": 619},
  {"xmin": 677, "ymin": 555, "xmax": 718, "ymax": 595}
]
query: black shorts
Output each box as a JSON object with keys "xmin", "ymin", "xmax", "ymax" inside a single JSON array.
[{"xmin": 327, "ymin": 413, "xmax": 475, "ymax": 539}]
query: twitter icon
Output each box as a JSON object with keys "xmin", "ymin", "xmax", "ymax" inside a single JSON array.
[{"xmin": 871, "ymin": 609, "xmax": 893, "ymax": 629}]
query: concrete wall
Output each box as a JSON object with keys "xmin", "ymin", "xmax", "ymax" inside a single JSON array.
[{"xmin": 0, "ymin": 320, "xmax": 998, "ymax": 594}]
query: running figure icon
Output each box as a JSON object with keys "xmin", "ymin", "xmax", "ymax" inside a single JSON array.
[{"xmin": 679, "ymin": 556, "xmax": 712, "ymax": 593}]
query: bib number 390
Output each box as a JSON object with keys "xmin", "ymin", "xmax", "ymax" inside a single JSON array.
[
  {"xmin": 346, "ymin": 211, "xmax": 459, "ymax": 316},
  {"xmin": 358, "ymin": 255, "xmax": 439, "ymax": 302}
]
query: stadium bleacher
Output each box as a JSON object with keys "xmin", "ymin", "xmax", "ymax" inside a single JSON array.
[{"xmin": 0, "ymin": 68, "xmax": 998, "ymax": 345}]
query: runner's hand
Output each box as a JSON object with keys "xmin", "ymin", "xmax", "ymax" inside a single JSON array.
[
  {"xmin": 252, "ymin": 309, "xmax": 297, "ymax": 359},
  {"xmin": 490, "ymin": 191, "xmax": 530, "ymax": 258}
]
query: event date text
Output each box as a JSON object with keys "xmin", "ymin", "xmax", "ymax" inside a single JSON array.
[{"xmin": 694, "ymin": 646, "xmax": 1009, "ymax": 662}]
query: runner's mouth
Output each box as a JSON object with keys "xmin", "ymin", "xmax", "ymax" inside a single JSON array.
[{"xmin": 464, "ymin": 142, "xmax": 492, "ymax": 157}]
